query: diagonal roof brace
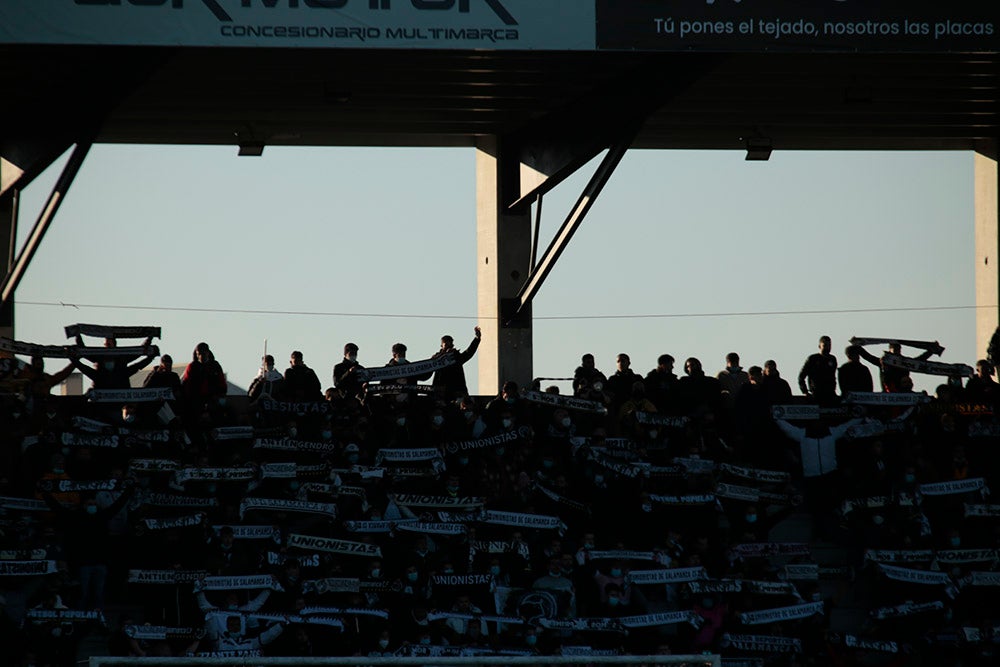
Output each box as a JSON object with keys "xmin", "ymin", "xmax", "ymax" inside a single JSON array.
[
  {"xmin": 0, "ymin": 142, "xmax": 91, "ymax": 308},
  {"xmin": 515, "ymin": 129, "xmax": 636, "ymax": 315}
]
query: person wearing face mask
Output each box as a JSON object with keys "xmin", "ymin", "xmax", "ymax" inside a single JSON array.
[
  {"xmin": 333, "ymin": 342, "xmax": 365, "ymax": 399},
  {"xmin": 381, "ymin": 342, "xmax": 432, "ymax": 386},
  {"xmin": 485, "ymin": 380, "xmax": 528, "ymax": 429},
  {"xmin": 368, "ymin": 629, "xmax": 395, "ymax": 656},
  {"xmin": 532, "ymin": 556, "xmax": 577, "ymax": 617},
  {"xmin": 40, "ymin": 483, "xmax": 134, "ymax": 611},
  {"xmin": 196, "ymin": 585, "xmax": 274, "ymax": 641},
  {"xmin": 457, "ymin": 397, "xmax": 487, "ymax": 438},
  {"xmin": 593, "ymin": 560, "xmax": 631, "ymax": 608},
  {"xmin": 431, "ymin": 326, "xmax": 482, "ymax": 399}
]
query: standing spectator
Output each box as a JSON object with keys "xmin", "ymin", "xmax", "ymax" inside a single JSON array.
[
  {"xmin": 798, "ymin": 335, "xmax": 838, "ymax": 403},
  {"xmin": 142, "ymin": 354, "xmax": 182, "ymax": 394},
  {"xmin": 573, "ymin": 353, "xmax": 607, "ymax": 396},
  {"xmin": 333, "ymin": 342, "xmax": 364, "ymax": 398},
  {"xmin": 181, "ymin": 342, "xmax": 227, "ymax": 413},
  {"xmin": 677, "ymin": 357, "xmax": 722, "ymax": 415},
  {"xmin": 70, "ymin": 337, "xmax": 156, "ymax": 390},
  {"xmin": 965, "ymin": 359, "xmax": 999, "ymax": 404},
  {"xmin": 644, "ymin": 354, "xmax": 678, "ymax": 412},
  {"xmin": 606, "ymin": 353, "xmax": 641, "ymax": 415},
  {"xmin": 284, "ymin": 351, "xmax": 321, "ymax": 402},
  {"xmin": 855, "ymin": 339, "xmax": 941, "ymax": 393},
  {"xmin": 431, "ymin": 326, "xmax": 481, "ymax": 399},
  {"xmin": 761, "ymin": 359, "xmax": 793, "ymax": 404},
  {"xmin": 838, "ymin": 345, "xmax": 874, "ymax": 396},
  {"xmin": 717, "ymin": 352, "xmax": 750, "ymax": 411},
  {"xmin": 247, "ymin": 354, "xmax": 284, "ymax": 402}
]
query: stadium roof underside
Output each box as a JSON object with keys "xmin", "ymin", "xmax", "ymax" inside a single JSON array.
[{"xmin": 2, "ymin": 46, "xmax": 998, "ymax": 154}]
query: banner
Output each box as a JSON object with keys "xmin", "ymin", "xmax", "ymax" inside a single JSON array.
[
  {"xmin": 719, "ymin": 463, "xmax": 790, "ymax": 484},
  {"xmin": 0, "ymin": 560, "xmax": 58, "ymax": 576},
  {"xmin": 634, "ymin": 412, "xmax": 689, "ymax": 428},
  {"xmin": 239, "ymin": 497, "xmax": 336, "ymax": 519},
  {"xmin": 934, "ymin": 549, "xmax": 998, "ymax": 565},
  {"xmin": 88, "ymin": 388, "xmax": 173, "ymax": 403},
  {"xmin": 627, "ymin": 567, "xmax": 706, "ymax": 585},
  {"xmin": 521, "ymin": 390, "xmax": 608, "ymax": 414},
  {"xmin": 962, "ymin": 571, "xmax": 1000, "ymax": 587},
  {"xmin": 358, "ymin": 355, "xmax": 455, "ymax": 383},
  {"xmin": 872, "ymin": 600, "xmax": 944, "ymax": 620},
  {"xmin": 968, "ymin": 421, "xmax": 1000, "ymax": 438},
  {"xmin": 211, "ymin": 426, "xmax": 255, "ymax": 441},
  {"xmin": 300, "ymin": 605, "xmax": 389, "ymax": 620},
  {"xmin": 287, "ymin": 533, "xmax": 382, "ymax": 557},
  {"xmin": 0, "ymin": 337, "xmax": 71, "ymax": 358},
  {"xmin": 865, "ymin": 550, "xmax": 935, "ymax": 564},
  {"xmin": 25, "ymin": 609, "xmax": 106, "ymax": 625},
  {"xmin": 470, "ymin": 540, "xmax": 530, "ymax": 560},
  {"xmin": 589, "ymin": 550, "xmax": 656, "ymax": 562},
  {"xmin": 124, "ymin": 625, "xmax": 204, "ymax": 641},
  {"xmin": 445, "ymin": 430, "xmax": 520, "ymax": 454},
  {"xmin": 533, "ymin": 483, "xmax": 588, "ymax": 513},
  {"xmin": 375, "ymin": 448, "xmax": 444, "ymax": 464},
  {"xmin": 127, "ymin": 569, "xmax": 209, "ymax": 585},
  {"xmin": 784, "ymin": 564, "xmax": 818, "ymax": 581},
  {"xmin": 715, "ymin": 483, "xmax": 760, "ymax": 503},
  {"xmin": 343, "ymin": 519, "xmax": 417, "ymax": 534},
  {"xmin": 212, "ymin": 525, "xmax": 281, "ymax": 542},
  {"xmin": 587, "ymin": 450, "xmax": 642, "ymax": 479},
  {"xmin": 196, "ymin": 575, "xmax": 282, "ymax": 591},
  {"xmin": 363, "ymin": 383, "xmax": 437, "ymax": 396},
  {"xmin": 430, "ymin": 573, "xmax": 494, "ymax": 586},
  {"xmin": 395, "ymin": 522, "xmax": 468, "ymax": 536},
  {"xmin": 0, "ymin": 549, "xmax": 46, "ymax": 561},
  {"xmin": 965, "ymin": 503, "xmax": 1000, "ymax": 519},
  {"xmin": 142, "ymin": 513, "xmax": 206, "ymax": 532},
  {"xmin": 140, "ymin": 493, "xmax": 218, "ymax": 509},
  {"xmin": 722, "ymin": 633, "xmax": 802, "ymax": 653},
  {"xmin": 919, "ymin": 478, "xmax": 988, "ymax": 497},
  {"xmin": 426, "ymin": 611, "xmax": 523, "ymax": 625},
  {"xmin": 60, "ymin": 432, "xmax": 119, "ymax": 448},
  {"xmin": 392, "ymin": 494, "xmax": 484, "ymax": 510},
  {"xmin": 595, "ymin": 1, "xmax": 1000, "ymax": 53},
  {"xmin": 302, "ymin": 577, "xmax": 361, "ymax": 595},
  {"xmin": 731, "ymin": 543, "xmax": 811, "ymax": 558},
  {"xmin": 739, "ymin": 601, "xmax": 823, "ymax": 625},
  {"xmin": 842, "ymin": 635, "xmax": 899, "ymax": 653},
  {"xmin": 258, "ymin": 399, "xmax": 330, "ymax": 414},
  {"xmin": 253, "ymin": 438, "xmax": 337, "ymax": 454},
  {"xmin": 72, "ymin": 416, "xmax": 111, "ymax": 432},
  {"xmin": 38, "ymin": 479, "xmax": 120, "ymax": 493},
  {"xmin": 882, "ymin": 353, "xmax": 973, "ymax": 378},
  {"xmin": 649, "ymin": 493, "xmax": 717, "ymax": 506},
  {"xmin": 845, "ymin": 392, "xmax": 931, "ymax": 406},
  {"xmin": 129, "ymin": 459, "xmax": 180, "ymax": 472},
  {"xmin": 174, "ymin": 466, "xmax": 256, "ymax": 485},
  {"xmin": 66, "ymin": 324, "xmax": 160, "ymax": 339},
  {"xmin": 537, "ymin": 617, "xmax": 624, "ymax": 633},
  {"xmin": 482, "ymin": 510, "xmax": 562, "ymax": 530},
  {"xmin": 880, "ymin": 564, "xmax": 953, "ymax": 585},
  {"xmin": 619, "ymin": 611, "xmax": 703, "ymax": 628},
  {"xmin": 559, "ymin": 647, "xmax": 623, "ymax": 657}
]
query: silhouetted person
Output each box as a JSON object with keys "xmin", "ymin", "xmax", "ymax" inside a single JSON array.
[
  {"xmin": 798, "ymin": 335, "xmax": 838, "ymax": 403},
  {"xmin": 838, "ymin": 345, "xmax": 874, "ymax": 396},
  {"xmin": 431, "ymin": 326, "xmax": 481, "ymax": 399}
]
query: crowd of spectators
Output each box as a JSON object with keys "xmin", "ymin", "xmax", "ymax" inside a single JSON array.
[{"xmin": 1, "ymin": 326, "xmax": 999, "ymax": 667}]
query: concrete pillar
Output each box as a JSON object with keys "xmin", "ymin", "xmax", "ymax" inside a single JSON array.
[
  {"xmin": 476, "ymin": 137, "xmax": 533, "ymax": 395},
  {"xmin": 0, "ymin": 189, "xmax": 16, "ymax": 340},
  {"xmin": 975, "ymin": 150, "xmax": 998, "ymax": 358}
]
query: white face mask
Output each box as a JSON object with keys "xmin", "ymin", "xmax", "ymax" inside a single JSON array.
[
  {"xmin": 347, "ymin": 354, "xmax": 357, "ymax": 362},
  {"xmin": 378, "ymin": 639, "xmax": 389, "ymax": 649},
  {"xmin": 432, "ymin": 415, "xmax": 444, "ymax": 426},
  {"xmin": 502, "ymin": 418, "xmax": 513, "ymax": 428},
  {"xmin": 463, "ymin": 411, "xmax": 474, "ymax": 420},
  {"xmin": 396, "ymin": 417, "xmax": 406, "ymax": 427},
  {"xmin": 561, "ymin": 417, "xmax": 571, "ymax": 428}
]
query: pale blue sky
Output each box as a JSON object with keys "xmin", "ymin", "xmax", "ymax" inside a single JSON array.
[{"xmin": 14, "ymin": 145, "xmax": 974, "ymax": 395}]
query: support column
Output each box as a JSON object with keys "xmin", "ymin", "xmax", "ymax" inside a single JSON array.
[
  {"xmin": 0, "ymin": 189, "xmax": 15, "ymax": 340},
  {"xmin": 975, "ymin": 149, "xmax": 998, "ymax": 358},
  {"xmin": 477, "ymin": 136, "xmax": 533, "ymax": 395}
]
